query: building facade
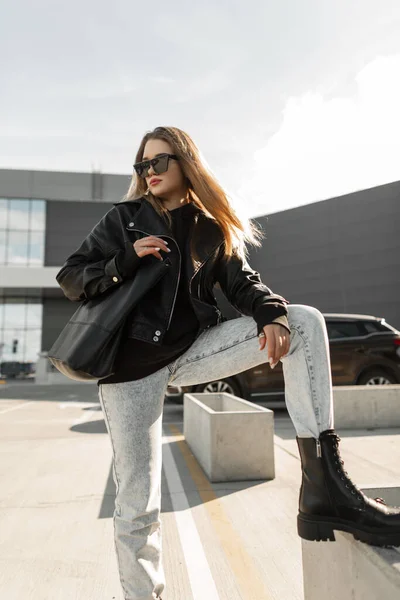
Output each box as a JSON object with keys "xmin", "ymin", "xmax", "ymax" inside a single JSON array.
[{"xmin": 0, "ymin": 167, "xmax": 399, "ymax": 378}]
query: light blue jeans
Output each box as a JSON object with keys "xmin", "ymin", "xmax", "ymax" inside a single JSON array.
[{"xmin": 98, "ymin": 304, "xmax": 334, "ymax": 600}]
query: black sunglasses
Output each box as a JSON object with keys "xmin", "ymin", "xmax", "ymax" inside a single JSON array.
[{"xmin": 133, "ymin": 153, "xmax": 179, "ymax": 179}]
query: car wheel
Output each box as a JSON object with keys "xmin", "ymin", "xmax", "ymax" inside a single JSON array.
[
  {"xmin": 357, "ymin": 368, "xmax": 397, "ymax": 385},
  {"xmin": 193, "ymin": 377, "xmax": 242, "ymax": 397}
]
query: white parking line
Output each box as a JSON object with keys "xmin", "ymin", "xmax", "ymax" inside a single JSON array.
[
  {"xmin": 0, "ymin": 400, "xmax": 38, "ymax": 415},
  {"xmin": 162, "ymin": 427, "xmax": 220, "ymax": 600},
  {"xmin": 0, "ymin": 401, "xmax": 99, "ymax": 426}
]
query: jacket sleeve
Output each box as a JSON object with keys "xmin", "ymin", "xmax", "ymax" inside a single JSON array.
[
  {"xmin": 215, "ymin": 243, "xmax": 290, "ymax": 332},
  {"xmin": 257, "ymin": 312, "xmax": 291, "ymax": 335},
  {"xmin": 56, "ymin": 232, "xmax": 141, "ymax": 302}
]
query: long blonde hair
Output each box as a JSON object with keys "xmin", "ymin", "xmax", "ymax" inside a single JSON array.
[{"xmin": 121, "ymin": 126, "xmax": 264, "ymax": 260}]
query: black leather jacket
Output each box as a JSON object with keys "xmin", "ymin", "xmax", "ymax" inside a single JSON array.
[{"xmin": 56, "ymin": 197, "xmax": 289, "ymax": 345}]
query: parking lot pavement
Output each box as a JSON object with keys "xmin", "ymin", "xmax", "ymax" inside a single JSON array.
[
  {"xmin": 1, "ymin": 383, "xmax": 399, "ymax": 599},
  {"xmin": 0, "ymin": 380, "xmax": 100, "ymax": 403}
]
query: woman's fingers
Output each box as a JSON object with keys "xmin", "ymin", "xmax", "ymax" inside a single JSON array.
[
  {"xmin": 133, "ymin": 236, "xmax": 171, "ymax": 260},
  {"xmin": 139, "ymin": 247, "xmax": 163, "ymax": 260},
  {"xmin": 259, "ymin": 334, "xmax": 266, "ymax": 351},
  {"xmin": 146, "ymin": 236, "xmax": 170, "ymax": 250},
  {"xmin": 269, "ymin": 328, "xmax": 279, "ymax": 366},
  {"xmin": 283, "ymin": 334, "xmax": 290, "ymax": 359},
  {"xmin": 139, "ymin": 237, "xmax": 170, "ymax": 254},
  {"xmin": 259, "ymin": 324, "xmax": 290, "ymax": 368}
]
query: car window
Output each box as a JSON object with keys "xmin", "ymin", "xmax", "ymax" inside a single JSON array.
[
  {"xmin": 326, "ymin": 321, "xmax": 362, "ymax": 339},
  {"xmin": 359, "ymin": 320, "xmax": 398, "ymax": 335}
]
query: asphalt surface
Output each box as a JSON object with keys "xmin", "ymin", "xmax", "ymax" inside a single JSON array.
[{"xmin": 1, "ymin": 380, "xmax": 399, "ymax": 599}]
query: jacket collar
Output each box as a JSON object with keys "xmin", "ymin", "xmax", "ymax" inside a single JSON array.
[{"xmin": 114, "ymin": 196, "xmax": 224, "ymax": 267}]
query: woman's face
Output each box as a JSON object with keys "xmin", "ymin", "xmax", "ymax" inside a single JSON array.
[{"xmin": 142, "ymin": 138, "xmax": 187, "ymax": 200}]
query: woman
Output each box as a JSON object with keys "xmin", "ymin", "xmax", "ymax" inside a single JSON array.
[{"xmin": 56, "ymin": 126, "xmax": 400, "ymax": 600}]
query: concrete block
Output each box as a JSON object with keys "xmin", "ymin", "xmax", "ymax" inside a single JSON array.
[
  {"xmin": 333, "ymin": 384, "xmax": 400, "ymax": 429},
  {"xmin": 302, "ymin": 485, "xmax": 400, "ymax": 600},
  {"xmin": 183, "ymin": 392, "xmax": 275, "ymax": 482},
  {"xmin": 35, "ymin": 352, "xmax": 50, "ymax": 384}
]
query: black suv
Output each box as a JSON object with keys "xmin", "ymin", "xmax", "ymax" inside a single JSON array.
[{"xmin": 166, "ymin": 313, "xmax": 400, "ymax": 407}]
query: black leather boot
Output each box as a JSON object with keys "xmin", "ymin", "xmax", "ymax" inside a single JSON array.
[{"xmin": 296, "ymin": 429, "xmax": 400, "ymax": 547}]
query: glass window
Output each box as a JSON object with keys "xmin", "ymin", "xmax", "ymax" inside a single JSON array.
[
  {"xmin": 0, "ymin": 199, "xmax": 46, "ymax": 266},
  {"xmin": 362, "ymin": 321, "xmax": 382, "ymax": 334},
  {"xmin": 0, "ymin": 199, "xmax": 7, "ymax": 228},
  {"xmin": 26, "ymin": 300, "xmax": 42, "ymax": 328},
  {"xmin": 359, "ymin": 320, "xmax": 396, "ymax": 335},
  {"xmin": 4, "ymin": 300, "xmax": 26, "ymax": 330},
  {"xmin": 24, "ymin": 329, "xmax": 42, "ymax": 362},
  {"xmin": 326, "ymin": 321, "xmax": 362, "ymax": 339},
  {"xmin": 0, "ymin": 230, "xmax": 6, "ymax": 264},
  {"xmin": 30, "ymin": 200, "xmax": 46, "ymax": 231},
  {"xmin": 1, "ymin": 330, "xmax": 23, "ymax": 361},
  {"xmin": 0, "ymin": 298, "xmax": 43, "ymax": 372},
  {"xmin": 6, "ymin": 230, "xmax": 29, "ymax": 266},
  {"xmin": 28, "ymin": 231, "xmax": 45, "ymax": 266},
  {"xmin": 8, "ymin": 199, "xmax": 30, "ymax": 231}
]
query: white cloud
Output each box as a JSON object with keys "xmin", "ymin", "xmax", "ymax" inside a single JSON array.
[{"xmin": 241, "ymin": 54, "xmax": 400, "ymax": 217}]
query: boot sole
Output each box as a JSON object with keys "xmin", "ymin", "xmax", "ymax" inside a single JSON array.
[{"xmin": 298, "ymin": 513, "xmax": 400, "ymax": 547}]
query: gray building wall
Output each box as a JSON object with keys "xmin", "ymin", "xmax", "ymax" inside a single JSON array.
[
  {"xmin": 0, "ymin": 168, "xmax": 130, "ymax": 203},
  {"xmin": 45, "ymin": 199, "xmax": 114, "ymax": 266},
  {"xmin": 246, "ymin": 180, "xmax": 400, "ymax": 330}
]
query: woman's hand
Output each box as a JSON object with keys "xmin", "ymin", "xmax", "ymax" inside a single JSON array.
[
  {"xmin": 133, "ymin": 236, "xmax": 171, "ymax": 261},
  {"xmin": 258, "ymin": 323, "xmax": 290, "ymax": 369}
]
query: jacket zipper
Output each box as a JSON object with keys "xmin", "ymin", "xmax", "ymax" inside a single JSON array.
[
  {"xmin": 169, "ymin": 242, "xmax": 181, "ymax": 330},
  {"xmin": 190, "ymin": 241, "xmax": 224, "ymax": 329},
  {"xmin": 126, "ymin": 227, "xmax": 180, "ymax": 331},
  {"xmin": 189, "ymin": 240, "xmax": 224, "ymax": 299}
]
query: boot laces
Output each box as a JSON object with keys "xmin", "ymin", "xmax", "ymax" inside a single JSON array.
[
  {"xmin": 332, "ymin": 434, "xmax": 387, "ymax": 506},
  {"xmin": 331, "ymin": 434, "xmax": 364, "ymax": 502}
]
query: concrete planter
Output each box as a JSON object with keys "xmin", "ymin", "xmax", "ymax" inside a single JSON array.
[
  {"xmin": 302, "ymin": 485, "xmax": 400, "ymax": 600},
  {"xmin": 183, "ymin": 392, "xmax": 275, "ymax": 482},
  {"xmin": 333, "ymin": 384, "xmax": 400, "ymax": 429}
]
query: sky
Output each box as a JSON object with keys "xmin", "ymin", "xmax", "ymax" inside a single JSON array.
[{"xmin": 1, "ymin": 0, "xmax": 400, "ymax": 218}]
